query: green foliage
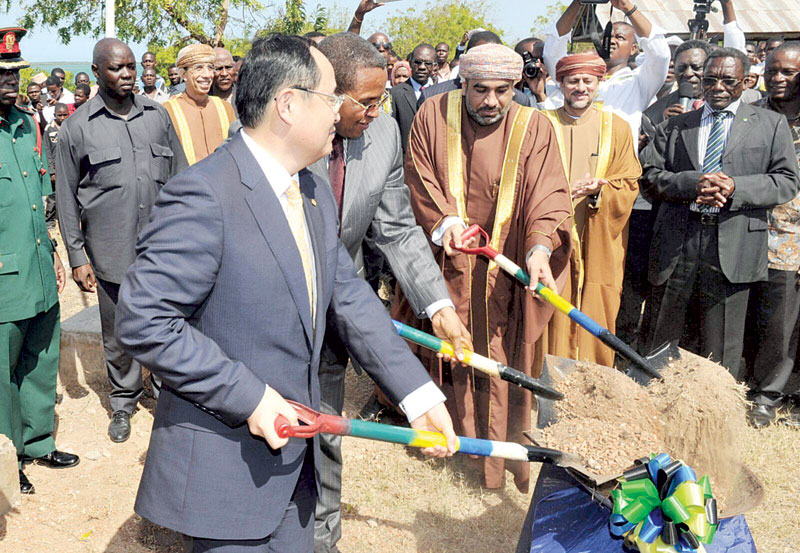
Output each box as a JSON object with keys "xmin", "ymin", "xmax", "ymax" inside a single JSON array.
[
  {"xmin": 258, "ymin": 1, "xmax": 341, "ymax": 36},
  {"xmin": 18, "ymin": 66, "xmax": 75, "ymax": 94},
  {"xmin": 383, "ymin": 0, "xmax": 502, "ymax": 59},
  {"xmin": 3, "ymin": 0, "xmax": 267, "ymax": 47},
  {"xmin": 530, "ymin": 1, "xmax": 568, "ymax": 39}
]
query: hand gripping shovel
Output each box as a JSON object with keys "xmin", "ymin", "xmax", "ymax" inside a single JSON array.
[
  {"xmin": 455, "ymin": 225, "xmax": 664, "ymax": 381},
  {"xmin": 274, "ymin": 400, "xmax": 577, "ymax": 466},
  {"xmin": 392, "ymin": 320, "xmax": 564, "ymax": 400}
]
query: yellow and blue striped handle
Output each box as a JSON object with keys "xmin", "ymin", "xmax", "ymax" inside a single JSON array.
[{"xmin": 489, "ymin": 252, "xmax": 662, "ymax": 380}]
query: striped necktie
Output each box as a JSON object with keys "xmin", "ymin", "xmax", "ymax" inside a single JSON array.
[
  {"xmin": 696, "ymin": 110, "xmax": 731, "ymax": 213},
  {"xmin": 286, "ymin": 179, "xmax": 315, "ymax": 318}
]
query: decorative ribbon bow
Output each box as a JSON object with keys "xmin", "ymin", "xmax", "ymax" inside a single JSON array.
[{"xmin": 610, "ymin": 453, "xmax": 718, "ymax": 553}]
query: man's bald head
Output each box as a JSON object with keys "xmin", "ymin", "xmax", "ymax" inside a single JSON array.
[
  {"xmin": 93, "ymin": 38, "xmax": 134, "ymax": 66},
  {"xmin": 368, "ymin": 32, "xmax": 390, "ymax": 45},
  {"xmin": 214, "ymin": 47, "xmax": 234, "ymax": 65},
  {"xmin": 92, "ymin": 38, "xmax": 137, "ymax": 102}
]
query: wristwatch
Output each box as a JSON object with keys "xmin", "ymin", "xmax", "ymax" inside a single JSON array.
[{"xmin": 49, "ymin": 237, "xmax": 58, "ymax": 251}]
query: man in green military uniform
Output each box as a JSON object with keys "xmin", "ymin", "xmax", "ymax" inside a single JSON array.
[{"xmin": 0, "ymin": 27, "xmax": 79, "ymax": 495}]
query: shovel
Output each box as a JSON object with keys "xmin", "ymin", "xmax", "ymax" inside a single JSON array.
[
  {"xmin": 456, "ymin": 225, "xmax": 666, "ymax": 381},
  {"xmin": 392, "ymin": 320, "xmax": 564, "ymax": 400},
  {"xmin": 274, "ymin": 400, "xmax": 578, "ymax": 467}
]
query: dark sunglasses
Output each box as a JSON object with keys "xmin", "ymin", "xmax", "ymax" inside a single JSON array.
[
  {"xmin": 371, "ymin": 41, "xmax": 393, "ymax": 50},
  {"xmin": 701, "ymin": 76, "xmax": 742, "ymax": 89}
]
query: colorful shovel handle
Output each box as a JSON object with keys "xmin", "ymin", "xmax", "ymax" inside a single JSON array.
[
  {"xmin": 274, "ymin": 401, "xmax": 570, "ymax": 465},
  {"xmin": 455, "ymin": 225, "xmax": 662, "ymax": 380},
  {"xmin": 392, "ymin": 320, "xmax": 564, "ymax": 400}
]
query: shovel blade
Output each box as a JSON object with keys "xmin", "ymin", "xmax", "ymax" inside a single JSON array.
[{"xmin": 625, "ymin": 342, "xmax": 681, "ymax": 385}]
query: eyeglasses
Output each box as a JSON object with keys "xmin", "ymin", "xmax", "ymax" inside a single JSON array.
[
  {"xmin": 371, "ymin": 42, "xmax": 393, "ymax": 50},
  {"xmin": 412, "ymin": 60, "xmax": 435, "ymax": 68},
  {"xmin": 291, "ymin": 86, "xmax": 345, "ymax": 113},
  {"xmin": 701, "ymin": 76, "xmax": 743, "ymax": 89},
  {"xmin": 345, "ymin": 91, "xmax": 390, "ymax": 113}
]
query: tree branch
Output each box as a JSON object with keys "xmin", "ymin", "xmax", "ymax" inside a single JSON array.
[
  {"xmin": 162, "ymin": 1, "xmax": 212, "ymax": 44},
  {"xmin": 214, "ymin": 0, "xmax": 230, "ymax": 46}
]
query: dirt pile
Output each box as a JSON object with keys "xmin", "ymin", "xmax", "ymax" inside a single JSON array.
[
  {"xmin": 538, "ymin": 352, "xmax": 751, "ymax": 511},
  {"xmin": 538, "ymin": 361, "xmax": 666, "ymax": 476}
]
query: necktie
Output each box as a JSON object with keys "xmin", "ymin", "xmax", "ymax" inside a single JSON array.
[
  {"xmin": 696, "ymin": 111, "xmax": 730, "ymax": 213},
  {"xmin": 286, "ymin": 179, "xmax": 315, "ymax": 318},
  {"xmin": 329, "ymin": 135, "xmax": 345, "ymax": 219}
]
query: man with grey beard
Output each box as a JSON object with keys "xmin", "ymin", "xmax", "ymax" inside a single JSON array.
[{"xmin": 399, "ymin": 43, "xmax": 573, "ymax": 492}]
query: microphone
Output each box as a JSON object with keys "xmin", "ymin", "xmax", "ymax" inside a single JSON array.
[{"xmin": 679, "ymin": 81, "xmax": 695, "ymax": 111}]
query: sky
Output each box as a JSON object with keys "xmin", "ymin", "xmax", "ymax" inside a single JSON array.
[{"xmin": 7, "ymin": 0, "xmax": 561, "ymax": 63}]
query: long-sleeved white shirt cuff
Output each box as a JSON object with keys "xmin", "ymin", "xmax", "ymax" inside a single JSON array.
[
  {"xmin": 399, "ymin": 381, "xmax": 447, "ymax": 423},
  {"xmin": 723, "ymin": 20, "xmax": 746, "ymax": 54},
  {"xmin": 431, "ymin": 216, "xmax": 466, "ymax": 246},
  {"xmin": 543, "ymin": 22, "xmax": 571, "ymax": 79},
  {"xmin": 424, "ymin": 299, "xmax": 455, "ymax": 320}
]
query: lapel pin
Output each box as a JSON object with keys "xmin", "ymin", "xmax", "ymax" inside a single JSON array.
[
  {"xmin": 311, "ymin": 199, "xmax": 317, "ymax": 206},
  {"xmin": 743, "ymin": 117, "xmax": 748, "ymax": 122}
]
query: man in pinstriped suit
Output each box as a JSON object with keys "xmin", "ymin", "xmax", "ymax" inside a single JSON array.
[{"xmin": 309, "ymin": 33, "xmax": 472, "ymax": 553}]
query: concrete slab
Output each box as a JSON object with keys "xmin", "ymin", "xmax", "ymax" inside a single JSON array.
[
  {"xmin": 59, "ymin": 304, "xmax": 106, "ymax": 389},
  {"xmin": 0, "ymin": 434, "xmax": 19, "ymax": 515}
]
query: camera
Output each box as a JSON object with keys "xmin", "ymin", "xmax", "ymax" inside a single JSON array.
[
  {"xmin": 521, "ymin": 51, "xmax": 541, "ymax": 80},
  {"xmin": 688, "ymin": 0, "xmax": 714, "ymax": 39}
]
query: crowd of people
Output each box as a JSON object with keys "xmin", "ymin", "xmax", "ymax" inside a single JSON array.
[{"xmin": 1, "ymin": 0, "xmax": 799, "ymax": 550}]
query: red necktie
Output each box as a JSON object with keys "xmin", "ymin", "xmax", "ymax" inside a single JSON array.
[{"xmin": 329, "ymin": 135, "xmax": 346, "ymax": 220}]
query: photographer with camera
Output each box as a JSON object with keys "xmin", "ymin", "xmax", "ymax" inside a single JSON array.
[
  {"xmin": 515, "ymin": 38, "xmax": 562, "ymax": 110},
  {"xmin": 544, "ymin": 0, "xmax": 670, "ymax": 147}
]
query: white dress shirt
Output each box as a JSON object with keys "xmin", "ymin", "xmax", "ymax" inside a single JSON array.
[
  {"xmin": 689, "ymin": 99, "xmax": 741, "ymax": 214},
  {"xmin": 409, "ymin": 77, "xmax": 432, "ymax": 100},
  {"xmin": 544, "ymin": 23, "xmax": 671, "ymax": 150},
  {"xmin": 241, "ymin": 130, "xmax": 445, "ymax": 422}
]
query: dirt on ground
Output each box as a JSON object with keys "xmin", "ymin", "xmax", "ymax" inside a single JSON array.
[{"xmin": 0, "ymin": 233, "xmax": 798, "ymax": 552}]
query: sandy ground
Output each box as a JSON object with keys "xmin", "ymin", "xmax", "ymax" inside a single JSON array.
[{"xmin": 0, "ymin": 232, "xmax": 798, "ymax": 552}]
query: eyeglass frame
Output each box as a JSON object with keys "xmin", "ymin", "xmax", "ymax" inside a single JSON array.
[
  {"xmin": 371, "ymin": 41, "xmax": 393, "ymax": 51},
  {"xmin": 411, "ymin": 59, "xmax": 435, "ymax": 68},
  {"xmin": 701, "ymin": 76, "xmax": 743, "ymax": 89},
  {"xmin": 344, "ymin": 91, "xmax": 390, "ymax": 114},
  {"xmin": 290, "ymin": 86, "xmax": 345, "ymax": 113}
]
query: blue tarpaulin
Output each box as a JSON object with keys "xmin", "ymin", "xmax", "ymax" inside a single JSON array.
[{"xmin": 516, "ymin": 465, "xmax": 758, "ymax": 553}]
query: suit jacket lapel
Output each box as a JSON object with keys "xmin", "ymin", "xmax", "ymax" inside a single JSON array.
[
  {"xmin": 229, "ymin": 135, "xmax": 314, "ymax": 343},
  {"xmin": 680, "ymin": 109, "xmax": 704, "ymax": 171},
  {"xmin": 722, "ymin": 103, "xmax": 755, "ymax": 161},
  {"xmin": 402, "ymin": 83, "xmax": 417, "ymax": 114}
]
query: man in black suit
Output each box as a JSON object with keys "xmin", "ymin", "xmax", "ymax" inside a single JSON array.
[
  {"xmin": 390, "ymin": 43, "xmax": 435, "ymax": 153},
  {"xmin": 641, "ymin": 47, "xmax": 800, "ymax": 376}
]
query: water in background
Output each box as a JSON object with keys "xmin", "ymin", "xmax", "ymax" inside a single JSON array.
[{"xmin": 31, "ymin": 62, "xmax": 95, "ymax": 80}]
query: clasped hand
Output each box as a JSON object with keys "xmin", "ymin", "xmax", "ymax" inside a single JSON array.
[
  {"xmin": 696, "ymin": 172, "xmax": 735, "ymax": 208},
  {"xmin": 571, "ymin": 173, "xmax": 608, "ymax": 200}
]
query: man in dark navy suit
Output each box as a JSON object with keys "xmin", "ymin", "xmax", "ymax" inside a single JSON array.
[{"xmin": 115, "ymin": 34, "xmax": 456, "ymax": 553}]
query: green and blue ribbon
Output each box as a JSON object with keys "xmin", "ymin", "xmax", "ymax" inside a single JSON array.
[{"xmin": 610, "ymin": 454, "xmax": 718, "ymax": 553}]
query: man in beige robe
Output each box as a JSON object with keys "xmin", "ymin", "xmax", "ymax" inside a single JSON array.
[
  {"xmin": 163, "ymin": 44, "xmax": 236, "ymax": 165},
  {"xmin": 538, "ymin": 53, "xmax": 641, "ymax": 368},
  {"xmin": 395, "ymin": 44, "xmax": 573, "ymax": 492}
]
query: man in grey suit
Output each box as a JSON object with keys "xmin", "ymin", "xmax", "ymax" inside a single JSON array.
[
  {"xmin": 309, "ymin": 33, "xmax": 471, "ymax": 553},
  {"xmin": 56, "ymin": 38, "xmax": 188, "ymax": 443},
  {"xmin": 114, "ymin": 35, "xmax": 456, "ymax": 553},
  {"xmin": 641, "ymin": 47, "xmax": 800, "ymax": 376}
]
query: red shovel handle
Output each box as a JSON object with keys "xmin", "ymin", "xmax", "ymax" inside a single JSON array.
[
  {"xmin": 454, "ymin": 224, "xmax": 495, "ymax": 256},
  {"xmin": 274, "ymin": 400, "xmax": 323, "ymax": 439}
]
